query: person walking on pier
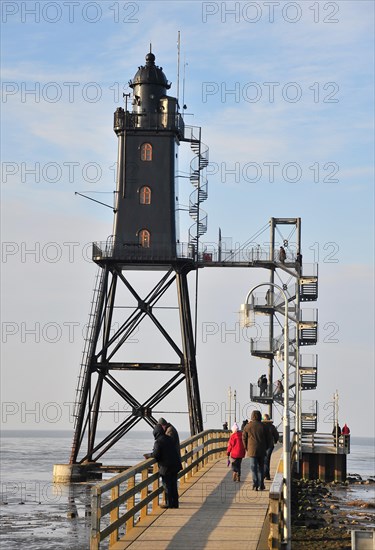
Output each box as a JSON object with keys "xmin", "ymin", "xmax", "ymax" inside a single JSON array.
[
  {"xmin": 144, "ymin": 424, "xmax": 182, "ymax": 509},
  {"xmin": 227, "ymin": 422, "xmax": 246, "ymax": 482},
  {"xmin": 242, "ymin": 410, "xmax": 271, "ymax": 491},
  {"xmin": 262, "ymin": 414, "xmax": 279, "ymax": 480}
]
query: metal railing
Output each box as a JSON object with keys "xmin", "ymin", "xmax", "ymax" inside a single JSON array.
[
  {"xmin": 90, "ymin": 430, "xmax": 228, "ymax": 549},
  {"xmin": 250, "ymin": 376, "xmax": 295, "ymax": 400},
  {"xmin": 91, "ymin": 240, "xmax": 318, "ymax": 273},
  {"xmin": 301, "ymin": 432, "xmax": 350, "ymax": 454},
  {"xmin": 269, "ymin": 434, "xmax": 298, "ymax": 548},
  {"xmin": 248, "ymin": 283, "xmax": 297, "ymax": 308},
  {"xmin": 121, "ymin": 111, "xmax": 185, "ymax": 136}
]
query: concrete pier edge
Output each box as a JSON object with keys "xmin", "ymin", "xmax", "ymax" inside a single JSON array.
[{"xmin": 52, "ymin": 463, "xmax": 102, "ymax": 483}]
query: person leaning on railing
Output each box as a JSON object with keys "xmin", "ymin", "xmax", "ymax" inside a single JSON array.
[
  {"xmin": 144, "ymin": 424, "xmax": 182, "ymax": 509},
  {"xmin": 158, "ymin": 417, "xmax": 181, "ymax": 457}
]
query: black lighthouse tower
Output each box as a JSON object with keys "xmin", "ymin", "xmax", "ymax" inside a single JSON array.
[
  {"xmin": 112, "ymin": 52, "xmax": 180, "ymax": 258},
  {"xmin": 66, "ymin": 52, "xmax": 207, "ymax": 471}
]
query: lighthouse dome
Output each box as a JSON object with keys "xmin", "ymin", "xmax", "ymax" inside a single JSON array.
[{"xmin": 130, "ymin": 52, "xmax": 171, "ymax": 89}]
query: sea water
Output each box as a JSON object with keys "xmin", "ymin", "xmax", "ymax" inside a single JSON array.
[{"xmin": 0, "ymin": 431, "xmax": 374, "ymax": 550}]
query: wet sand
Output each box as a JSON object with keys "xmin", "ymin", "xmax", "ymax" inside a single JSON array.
[
  {"xmin": 292, "ymin": 477, "xmax": 375, "ymax": 549},
  {"xmin": 0, "ymin": 483, "xmax": 92, "ymax": 550}
]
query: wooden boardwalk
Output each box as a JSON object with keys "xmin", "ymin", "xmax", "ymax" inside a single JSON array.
[{"xmin": 111, "ymin": 446, "xmax": 282, "ymax": 550}]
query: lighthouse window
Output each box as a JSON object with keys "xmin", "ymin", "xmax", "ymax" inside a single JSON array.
[
  {"xmin": 140, "ymin": 143, "xmax": 152, "ymax": 161},
  {"xmin": 139, "ymin": 186, "xmax": 151, "ymax": 205},
  {"xmin": 139, "ymin": 229, "xmax": 151, "ymax": 248}
]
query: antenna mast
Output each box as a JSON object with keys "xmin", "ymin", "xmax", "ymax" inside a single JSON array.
[{"xmin": 177, "ymin": 31, "xmax": 181, "ymax": 104}]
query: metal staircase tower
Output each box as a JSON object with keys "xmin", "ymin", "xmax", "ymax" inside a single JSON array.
[{"xmin": 247, "ymin": 218, "xmax": 319, "ymax": 442}]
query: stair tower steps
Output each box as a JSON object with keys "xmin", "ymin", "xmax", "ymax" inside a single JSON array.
[
  {"xmin": 299, "ymin": 326, "xmax": 318, "ymax": 346},
  {"xmin": 300, "ymin": 372, "xmax": 318, "ymax": 389},
  {"xmin": 300, "ymin": 280, "xmax": 318, "ymax": 301},
  {"xmin": 301, "ymin": 414, "xmax": 318, "ymax": 433}
]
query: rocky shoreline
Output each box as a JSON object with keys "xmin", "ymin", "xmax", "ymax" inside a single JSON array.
[{"xmin": 291, "ymin": 475, "xmax": 375, "ymax": 549}]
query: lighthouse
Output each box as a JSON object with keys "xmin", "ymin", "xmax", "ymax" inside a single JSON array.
[{"xmin": 111, "ymin": 52, "xmax": 185, "ymax": 261}]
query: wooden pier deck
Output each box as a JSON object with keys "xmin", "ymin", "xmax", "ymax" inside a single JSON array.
[{"xmin": 110, "ymin": 447, "xmax": 282, "ymax": 550}]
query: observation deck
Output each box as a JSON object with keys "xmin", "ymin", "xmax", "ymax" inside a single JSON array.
[{"xmin": 92, "ymin": 240, "xmax": 318, "ymax": 277}]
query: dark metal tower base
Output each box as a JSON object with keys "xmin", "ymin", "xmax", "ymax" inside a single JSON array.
[{"xmin": 69, "ymin": 261, "xmax": 202, "ymax": 465}]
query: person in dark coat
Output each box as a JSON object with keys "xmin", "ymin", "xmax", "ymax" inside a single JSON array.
[
  {"xmin": 332, "ymin": 423, "xmax": 341, "ymax": 446},
  {"xmin": 296, "ymin": 252, "xmax": 303, "ymax": 275},
  {"xmin": 158, "ymin": 417, "xmax": 181, "ymax": 456},
  {"xmin": 242, "ymin": 410, "xmax": 271, "ymax": 491},
  {"xmin": 262, "ymin": 414, "xmax": 279, "ymax": 480},
  {"xmin": 144, "ymin": 424, "xmax": 182, "ymax": 508},
  {"xmin": 258, "ymin": 374, "xmax": 268, "ymax": 397}
]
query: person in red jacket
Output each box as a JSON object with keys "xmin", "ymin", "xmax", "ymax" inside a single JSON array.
[
  {"xmin": 342, "ymin": 423, "xmax": 350, "ymax": 435},
  {"xmin": 227, "ymin": 422, "xmax": 246, "ymax": 482}
]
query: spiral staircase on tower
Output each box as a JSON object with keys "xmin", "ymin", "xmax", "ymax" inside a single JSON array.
[{"xmin": 183, "ymin": 126, "xmax": 209, "ymax": 258}]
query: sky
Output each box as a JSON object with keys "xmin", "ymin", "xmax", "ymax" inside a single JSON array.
[{"xmin": 1, "ymin": 1, "xmax": 374, "ymax": 444}]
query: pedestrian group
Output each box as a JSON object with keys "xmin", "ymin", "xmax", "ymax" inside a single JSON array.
[
  {"xmin": 144, "ymin": 410, "xmax": 281, "ymax": 510},
  {"xmin": 227, "ymin": 411, "xmax": 280, "ymax": 490}
]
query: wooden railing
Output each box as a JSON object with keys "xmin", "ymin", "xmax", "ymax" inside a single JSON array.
[{"xmin": 90, "ymin": 430, "xmax": 228, "ymax": 549}]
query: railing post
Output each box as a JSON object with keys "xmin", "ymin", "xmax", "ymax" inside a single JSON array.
[
  {"xmin": 186, "ymin": 443, "xmax": 192, "ymax": 480},
  {"xmin": 179, "ymin": 445, "xmax": 186, "ymax": 487},
  {"xmin": 125, "ymin": 476, "xmax": 135, "ymax": 533},
  {"xmin": 109, "ymin": 484, "xmax": 119, "ymax": 547},
  {"xmin": 202, "ymin": 433, "xmax": 206, "ymax": 466},
  {"xmin": 152, "ymin": 463, "xmax": 159, "ymax": 510},
  {"xmin": 195, "ymin": 438, "xmax": 200, "ymax": 474},
  {"xmin": 204, "ymin": 432, "xmax": 208, "ymax": 465},
  {"xmin": 91, "ymin": 486, "xmax": 101, "ymax": 550},
  {"xmin": 140, "ymin": 468, "xmax": 148, "ymax": 519}
]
